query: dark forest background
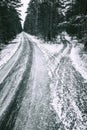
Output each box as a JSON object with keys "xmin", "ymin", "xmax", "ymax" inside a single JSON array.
[
  {"xmin": 24, "ymin": 0, "xmax": 87, "ymax": 44},
  {"xmin": 0, "ymin": 0, "xmax": 87, "ymax": 49},
  {"xmin": 0, "ymin": 0, "xmax": 22, "ymax": 45}
]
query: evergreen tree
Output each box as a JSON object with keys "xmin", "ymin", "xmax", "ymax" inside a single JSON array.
[
  {"xmin": 0, "ymin": 0, "xmax": 22, "ymax": 44},
  {"xmin": 66, "ymin": 0, "xmax": 87, "ymax": 39},
  {"xmin": 24, "ymin": 0, "xmax": 39, "ymax": 35},
  {"xmin": 24, "ymin": 0, "xmax": 87, "ymax": 44},
  {"xmin": 24, "ymin": 0, "xmax": 64, "ymax": 41}
]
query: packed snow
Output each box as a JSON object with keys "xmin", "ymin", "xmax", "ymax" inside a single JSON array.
[
  {"xmin": 0, "ymin": 32, "xmax": 87, "ymax": 129},
  {"xmin": 25, "ymin": 32, "xmax": 87, "ymax": 82},
  {"xmin": 0, "ymin": 35, "xmax": 21, "ymax": 69}
]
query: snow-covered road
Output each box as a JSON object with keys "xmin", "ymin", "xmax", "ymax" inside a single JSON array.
[{"xmin": 0, "ymin": 32, "xmax": 87, "ymax": 130}]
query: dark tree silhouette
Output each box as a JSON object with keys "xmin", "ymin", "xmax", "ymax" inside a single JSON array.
[
  {"xmin": 24, "ymin": 0, "xmax": 64, "ymax": 41},
  {"xmin": 0, "ymin": 0, "xmax": 22, "ymax": 45}
]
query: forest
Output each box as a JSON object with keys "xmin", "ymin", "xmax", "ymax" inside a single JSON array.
[
  {"xmin": 0, "ymin": 0, "xmax": 87, "ymax": 49},
  {"xmin": 0, "ymin": 1, "xmax": 87, "ymax": 129},
  {"xmin": 24, "ymin": 0, "xmax": 87, "ymax": 47},
  {"xmin": 0, "ymin": 0, "xmax": 22, "ymax": 45}
]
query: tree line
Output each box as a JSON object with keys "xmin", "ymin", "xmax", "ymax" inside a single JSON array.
[
  {"xmin": 0, "ymin": 0, "xmax": 22, "ymax": 44},
  {"xmin": 24, "ymin": 0, "xmax": 87, "ymax": 43}
]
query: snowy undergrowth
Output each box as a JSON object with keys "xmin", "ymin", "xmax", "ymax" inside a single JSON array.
[
  {"xmin": 0, "ymin": 35, "xmax": 21, "ymax": 69},
  {"xmin": 70, "ymin": 43, "xmax": 87, "ymax": 81},
  {"xmin": 26, "ymin": 33, "xmax": 73, "ymax": 80},
  {"xmin": 25, "ymin": 33, "xmax": 64, "ymax": 55},
  {"xmin": 18, "ymin": 33, "xmax": 87, "ymax": 82},
  {"xmin": 59, "ymin": 32, "xmax": 87, "ymax": 81},
  {"xmin": 34, "ymin": 33, "xmax": 87, "ymax": 82}
]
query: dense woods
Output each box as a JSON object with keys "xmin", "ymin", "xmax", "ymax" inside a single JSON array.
[
  {"xmin": 66, "ymin": 0, "xmax": 87, "ymax": 40},
  {"xmin": 0, "ymin": 0, "xmax": 87, "ymax": 47},
  {"xmin": 24, "ymin": 0, "xmax": 87, "ymax": 44},
  {"xmin": 0, "ymin": 0, "xmax": 22, "ymax": 45},
  {"xmin": 24, "ymin": 0, "xmax": 63, "ymax": 40}
]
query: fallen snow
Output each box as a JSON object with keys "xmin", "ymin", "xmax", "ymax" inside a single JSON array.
[
  {"xmin": 0, "ymin": 35, "xmax": 21, "ymax": 69},
  {"xmin": 0, "ymin": 32, "xmax": 87, "ymax": 129},
  {"xmin": 1, "ymin": 32, "xmax": 87, "ymax": 83},
  {"xmin": 24, "ymin": 32, "xmax": 64, "ymax": 54},
  {"xmin": 70, "ymin": 44, "xmax": 87, "ymax": 81}
]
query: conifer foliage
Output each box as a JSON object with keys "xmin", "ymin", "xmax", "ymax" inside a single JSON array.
[
  {"xmin": 66, "ymin": 0, "xmax": 87, "ymax": 40},
  {"xmin": 24, "ymin": 0, "xmax": 64, "ymax": 41},
  {"xmin": 0, "ymin": 0, "xmax": 22, "ymax": 44},
  {"xmin": 24, "ymin": 0, "xmax": 87, "ymax": 43}
]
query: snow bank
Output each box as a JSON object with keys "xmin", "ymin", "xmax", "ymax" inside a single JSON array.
[
  {"xmin": 25, "ymin": 33, "xmax": 63, "ymax": 53},
  {"xmin": 70, "ymin": 44, "xmax": 87, "ymax": 81},
  {"xmin": 25, "ymin": 32, "xmax": 87, "ymax": 81},
  {"xmin": 0, "ymin": 35, "xmax": 21, "ymax": 69}
]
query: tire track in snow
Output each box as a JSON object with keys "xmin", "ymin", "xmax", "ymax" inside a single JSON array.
[
  {"xmin": 37, "ymin": 37, "xmax": 87, "ymax": 129},
  {"xmin": 13, "ymin": 34, "xmax": 64, "ymax": 130},
  {"xmin": 0, "ymin": 32, "xmax": 86, "ymax": 130},
  {"xmin": 50, "ymin": 57, "xmax": 87, "ymax": 130},
  {"xmin": 0, "ymin": 37, "xmax": 23, "ymax": 84},
  {"xmin": 0, "ymin": 34, "xmax": 33, "ymax": 130}
]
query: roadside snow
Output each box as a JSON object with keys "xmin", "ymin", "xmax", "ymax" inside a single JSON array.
[
  {"xmin": 57, "ymin": 31, "xmax": 87, "ymax": 81},
  {"xmin": 0, "ymin": 36, "xmax": 21, "ymax": 69},
  {"xmin": 10, "ymin": 32, "xmax": 87, "ymax": 83},
  {"xmin": 24, "ymin": 32, "xmax": 63, "ymax": 54},
  {"xmin": 70, "ymin": 44, "xmax": 87, "ymax": 81}
]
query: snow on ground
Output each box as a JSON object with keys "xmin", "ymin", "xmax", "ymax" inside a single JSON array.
[
  {"xmin": 25, "ymin": 32, "xmax": 63, "ymax": 54},
  {"xmin": 1, "ymin": 32, "xmax": 87, "ymax": 83},
  {"xmin": 0, "ymin": 32, "xmax": 87, "ymax": 129},
  {"xmin": 0, "ymin": 35, "xmax": 21, "ymax": 69},
  {"xmin": 0, "ymin": 44, "xmax": 6, "ymax": 51},
  {"xmin": 56, "ymin": 31, "xmax": 87, "ymax": 82},
  {"xmin": 25, "ymin": 33, "xmax": 64, "ymax": 75},
  {"xmin": 26, "ymin": 32, "xmax": 87, "ymax": 81},
  {"xmin": 0, "ymin": 34, "xmax": 31, "ymax": 121},
  {"xmin": 70, "ymin": 43, "xmax": 87, "ymax": 81}
]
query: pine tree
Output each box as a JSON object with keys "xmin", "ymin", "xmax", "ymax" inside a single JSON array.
[
  {"xmin": 24, "ymin": 0, "xmax": 39, "ymax": 35},
  {"xmin": 24, "ymin": 0, "xmax": 64, "ymax": 41},
  {"xmin": 0, "ymin": 0, "xmax": 22, "ymax": 44},
  {"xmin": 66, "ymin": 0, "xmax": 87, "ymax": 39}
]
